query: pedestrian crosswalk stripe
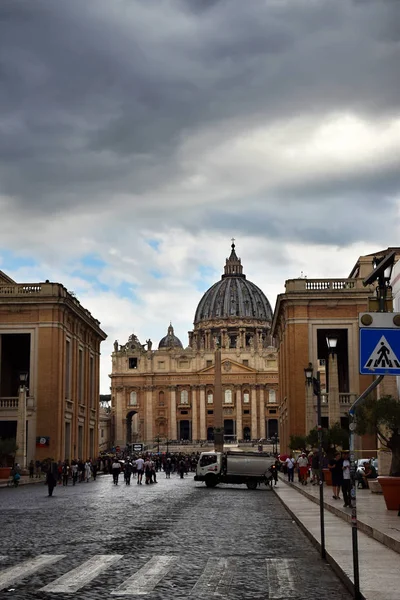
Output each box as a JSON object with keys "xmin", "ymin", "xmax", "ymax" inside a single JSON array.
[
  {"xmin": 40, "ymin": 554, "xmax": 123, "ymax": 593},
  {"xmin": 190, "ymin": 557, "xmax": 235, "ymax": 596},
  {"xmin": 111, "ymin": 555, "xmax": 177, "ymax": 596},
  {"xmin": 266, "ymin": 558, "xmax": 297, "ymax": 599},
  {"xmin": 0, "ymin": 555, "xmax": 65, "ymax": 592}
]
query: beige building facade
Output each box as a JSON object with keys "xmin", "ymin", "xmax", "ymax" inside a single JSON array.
[
  {"xmin": 0, "ymin": 270, "xmax": 107, "ymax": 463},
  {"xmin": 110, "ymin": 244, "xmax": 279, "ymax": 446}
]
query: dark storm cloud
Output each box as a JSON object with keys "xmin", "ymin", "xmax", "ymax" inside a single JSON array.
[{"xmin": 0, "ymin": 0, "xmax": 399, "ymax": 247}]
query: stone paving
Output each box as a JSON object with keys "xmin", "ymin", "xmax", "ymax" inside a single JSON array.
[{"xmin": 1, "ymin": 473, "xmax": 352, "ymax": 599}]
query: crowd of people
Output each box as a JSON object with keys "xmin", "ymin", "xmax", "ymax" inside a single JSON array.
[{"xmin": 279, "ymin": 450, "xmax": 378, "ymax": 508}]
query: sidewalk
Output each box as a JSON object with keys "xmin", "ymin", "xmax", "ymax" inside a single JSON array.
[
  {"xmin": 0, "ymin": 476, "xmax": 45, "ymax": 488},
  {"xmin": 274, "ymin": 476, "xmax": 400, "ymax": 600}
]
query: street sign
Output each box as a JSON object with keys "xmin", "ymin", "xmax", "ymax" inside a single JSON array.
[{"xmin": 360, "ymin": 328, "xmax": 400, "ymax": 375}]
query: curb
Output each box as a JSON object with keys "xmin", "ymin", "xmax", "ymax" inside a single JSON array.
[{"xmin": 273, "ymin": 485, "xmax": 365, "ymax": 600}]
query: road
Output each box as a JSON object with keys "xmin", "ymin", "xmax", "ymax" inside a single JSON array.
[{"xmin": 1, "ymin": 473, "xmax": 351, "ymax": 599}]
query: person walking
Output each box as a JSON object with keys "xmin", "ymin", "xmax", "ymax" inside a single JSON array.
[
  {"xmin": 135, "ymin": 456, "xmax": 144, "ymax": 485},
  {"xmin": 164, "ymin": 457, "xmax": 172, "ymax": 479},
  {"xmin": 124, "ymin": 461, "xmax": 132, "ymax": 485},
  {"xmin": 85, "ymin": 461, "xmax": 92, "ymax": 482},
  {"xmin": 144, "ymin": 458, "xmax": 152, "ymax": 484},
  {"xmin": 62, "ymin": 462, "xmax": 70, "ymax": 486},
  {"xmin": 285, "ymin": 455, "xmax": 296, "ymax": 483},
  {"xmin": 297, "ymin": 453, "xmax": 309, "ymax": 485},
  {"xmin": 111, "ymin": 459, "xmax": 121, "ymax": 485},
  {"xmin": 342, "ymin": 451, "xmax": 351, "ymax": 507},
  {"xmin": 71, "ymin": 462, "xmax": 78, "ymax": 486},
  {"xmin": 46, "ymin": 469, "xmax": 57, "ymax": 497},
  {"xmin": 328, "ymin": 452, "xmax": 343, "ymax": 500},
  {"xmin": 35, "ymin": 459, "xmax": 42, "ymax": 479},
  {"xmin": 29, "ymin": 460, "xmax": 35, "ymax": 478},
  {"xmin": 311, "ymin": 450, "xmax": 320, "ymax": 485},
  {"xmin": 178, "ymin": 458, "xmax": 185, "ymax": 479}
]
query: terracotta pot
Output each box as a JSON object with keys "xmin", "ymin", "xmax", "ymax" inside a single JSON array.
[
  {"xmin": 323, "ymin": 468, "xmax": 332, "ymax": 486},
  {"xmin": 378, "ymin": 476, "xmax": 400, "ymax": 510},
  {"xmin": 0, "ymin": 467, "xmax": 12, "ymax": 479}
]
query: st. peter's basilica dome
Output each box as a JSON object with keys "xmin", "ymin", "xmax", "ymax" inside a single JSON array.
[{"xmin": 194, "ymin": 243, "xmax": 273, "ymax": 325}]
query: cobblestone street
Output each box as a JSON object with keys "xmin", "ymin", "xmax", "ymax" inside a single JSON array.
[{"xmin": 1, "ymin": 475, "xmax": 352, "ymax": 599}]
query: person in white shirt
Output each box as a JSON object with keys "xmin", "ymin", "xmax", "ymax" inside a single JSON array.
[
  {"xmin": 135, "ymin": 457, "xmax": 144, "ymax": 485},
  {"xmin": 285, "ymin": 455, "xmax": 296, "ymax": 482},
  {"xmin": 342, "ymin": 452, "xmax": 351, "ymax": 507},
  {"xmin": 297, "ymin": 453, "xmax": 309, "ymax": 485}
]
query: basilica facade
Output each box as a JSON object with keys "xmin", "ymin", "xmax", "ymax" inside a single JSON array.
[{"xmin": 110, "ymin": 244, "xmax": 279, "ymax": 446}]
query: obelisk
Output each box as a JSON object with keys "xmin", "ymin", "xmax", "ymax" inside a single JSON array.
[{"xmin": 214, "ymin": 342, "xmax": 224, "ymax": 452}]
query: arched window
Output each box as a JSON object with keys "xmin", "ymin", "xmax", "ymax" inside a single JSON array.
[
  {"xmin": 180, "ymin": 389, "xmax": 189, "ymax": 404},
  {"xmin": 243, "ymin": 390, "xmax": 250, "ymax": 404},
  {"xmin": 268, "ymin": 389, "xmax": 276, "ymax": 404},
  {"xmin": 129, "ymin": 391, "xmax": 137, "ymax": 406},
  {"xmin": 224, "ymin": 389, "xmax": 232, "ymax": 404},
  {"xmin": 207, "ymin": 391, "xmax": 213, "ymax": 404}
]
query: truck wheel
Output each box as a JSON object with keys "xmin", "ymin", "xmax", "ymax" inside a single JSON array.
[
  {"xmin": 205, "ymin": 475, "xmax": 218, "ymax": 488},
  {"xmin": 246, "ymin": 480, "xmax": 258, "ymax": 490}
]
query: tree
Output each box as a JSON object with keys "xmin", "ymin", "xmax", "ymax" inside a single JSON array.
[
  {"xmin": 289, "ymin": 435, "xmax": 307, "ymax": 452},
  {"xmin": 306, "ymin": 422, "xmax": 349, "ymax": 457},
  {"xmin": 0, "ymin": 438, "xmax": 17, "ymax": 467},
  {"xmin": 355, "ymin": 394, "xmax": 400, "ymax": 477}
]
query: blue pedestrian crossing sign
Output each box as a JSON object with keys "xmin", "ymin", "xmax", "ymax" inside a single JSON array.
[{"xmin": 360, "ymin": 328, "xmax": 400, "ymax": 375}]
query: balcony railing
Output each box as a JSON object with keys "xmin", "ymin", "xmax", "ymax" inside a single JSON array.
[
  {"xmin": 0, "ymin": 396, "xmax": 35, "ymax": 410},
  {"xmin": 285, "ymin": 278, "xmax": 367, "ymax": 293},
  {"xmin": 316, "ymin": 393, "xmax": 357, "ymax": 406}
]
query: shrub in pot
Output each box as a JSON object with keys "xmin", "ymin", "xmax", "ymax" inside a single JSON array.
[{"xmin": 355, "ymin": 394, "xmax": 400, "ymax": 510}]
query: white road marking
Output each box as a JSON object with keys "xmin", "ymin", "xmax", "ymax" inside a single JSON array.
[
  {"xmin": 40, "ymin": 554, "xmax": 123, "ymax": 593},
  {"xmin": 111, "ymin": 555, "xmax": 177, "ymax": 596},
  {"xmin": 190, "ymin": 557, "xmax": 235, "ymax": 596},
  {"xmin": 266, "ymin": 558, "xmax": 297, "ymax": 599},
  {"xmin": 0, "ymin": 555, "xmax": 65, "ymax": 591}
]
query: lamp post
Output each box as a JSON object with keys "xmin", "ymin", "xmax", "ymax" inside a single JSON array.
[
  {"xmin": 15, "ymin": 371, "xmax": 29, "ymax": 470},
  {"xmin": 304, "ymin": 363, "xmax": 326, "ymax": 560}
]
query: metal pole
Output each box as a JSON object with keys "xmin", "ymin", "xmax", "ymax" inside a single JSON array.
[
  {"xmin": 315, "ymin": 372, "xmax": 326, "ymax": 560},
  {"xmin": 348, "ymin": 374, "xmax": 383, "ymax": 600}
]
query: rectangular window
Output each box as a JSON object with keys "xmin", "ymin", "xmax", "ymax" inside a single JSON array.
[
  {"xmin": 206, "ymin": 360, "xmax": 212, "ymax": 367},
  {"xmin": 129, "ymin": 357, "xmax": 138, "ymax": 369},
  {"xmin": 268, "ymin": 389, "xmax": 276, "ymax": 404},
  {"xmin": 101, "ymin": 429, "xmax": 104, "ymax": 438},
  {"xmin": 207, "ymin": 410, "xmax": 214, "ymax": 415},
  {"xmin": 179, "ymin": 360, "xmax": 189, "ymax": 368},
  {"xmin": 244, "ymin": 409, "xmax": 250, "ymax": 414},
  {"xmin": 180, "ymin": 410, "xmax": 188, "ymax": 415},
  {"xmin": 243, "ymin": 360, "xmax": 249, "ymax": 366},
  {"xmin": 243, "ymin": 392, "xmax": 250, "ymax": 404},
  {"xmin": 78, "ymin": 348, "xmax": 84, "ymax": 403},
  {"xmin": 89, "ymin": 356, "xmax": 94, "ymax": 408},
  {"xmin": 269, "ymin": 409, "xmax": 277, "ymax": 414},
  {"xmin": 65, "ymin": 339, "xmax": 71, "ymax": 399},
  {"xmin": 158, "ymin": 361, "xmax": 165, "ymax": 370}
]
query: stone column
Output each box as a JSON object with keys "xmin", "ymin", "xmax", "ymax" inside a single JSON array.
[
  {"xmin": 236, "ymin": 386, "xmax": 242, "ymax": 442},
  {"xmin": 259, "ymin": 387, "xmax": 266, "ymax": 439},
  {"xmin": 192, "ymin": 386, "xmax": 198, "ymax": 442},
  {"xmin": 328, "ymin": 353, "xmax": 340, "ymax": 427},
  {"xmin": 199, "ymin": 385, "xmax": 206, "ymax": 440},
  {"xmin": 15, "ymin": 385, "xmax": 27, "ymax": 469},
  {"xmin": 251, "ymin": 386, "xmax": 258, "ymax": 440},
  {"xmin": 169, "ymin": 387, "xmax": 177, "ymax": 440},
  {"xmin": 145, "ymin": 387, "xmax": 153, "ymax": 443},
  {"xmin": 305, "ymin": 381, "xmax": 316, "ymax": 435}
]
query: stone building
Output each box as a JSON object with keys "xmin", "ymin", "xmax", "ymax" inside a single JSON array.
[
  {"xmin": 110, "ymin": 244, "xmax": 279, "ymax": 446},
  {"xmin": 271, "ymin": 248, "xmax": 400, "ymax": 454},
  {"xmin": 0, "ymin": 270, "xmax": 107, "ymax": 463}
]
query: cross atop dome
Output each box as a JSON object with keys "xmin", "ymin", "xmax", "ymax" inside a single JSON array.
[{"xmin": 223, "ymin": 239, "xmax": 244, "ymax": 278}]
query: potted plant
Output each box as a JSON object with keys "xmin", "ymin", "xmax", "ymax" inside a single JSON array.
[
  {"xmin": 0, "ymin": 438, "xmax": 17, "ymax": 479},
  {"xmin": 355, "ymin": 394, "xmax": 400, "ymax": 510}
]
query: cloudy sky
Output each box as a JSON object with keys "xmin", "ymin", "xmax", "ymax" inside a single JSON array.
[{"xmin": 1, "ymin": 0, "xmax": 399, "ymax": 392}]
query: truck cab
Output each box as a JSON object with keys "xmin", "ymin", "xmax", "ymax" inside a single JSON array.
[{"xmin": 196, "ymin": 452, "xmax": 221, "ymax": 480}]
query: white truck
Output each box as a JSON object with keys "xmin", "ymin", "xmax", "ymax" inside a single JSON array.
[{"xmin": 194, "ymin": 451, "xmax": 275, "ymax": 489}]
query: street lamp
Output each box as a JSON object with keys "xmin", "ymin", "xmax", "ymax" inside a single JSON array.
[
  {"xmin": 15, "ymin": 371, "xmax": 29, "ymax": 470},
  {"xmin": 304, "ymin": 362, "xmax": 326, "ymax": 560},
  {"xmin": 326, "ymin": 334, "xmax": 338, "ymax": 353}
]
